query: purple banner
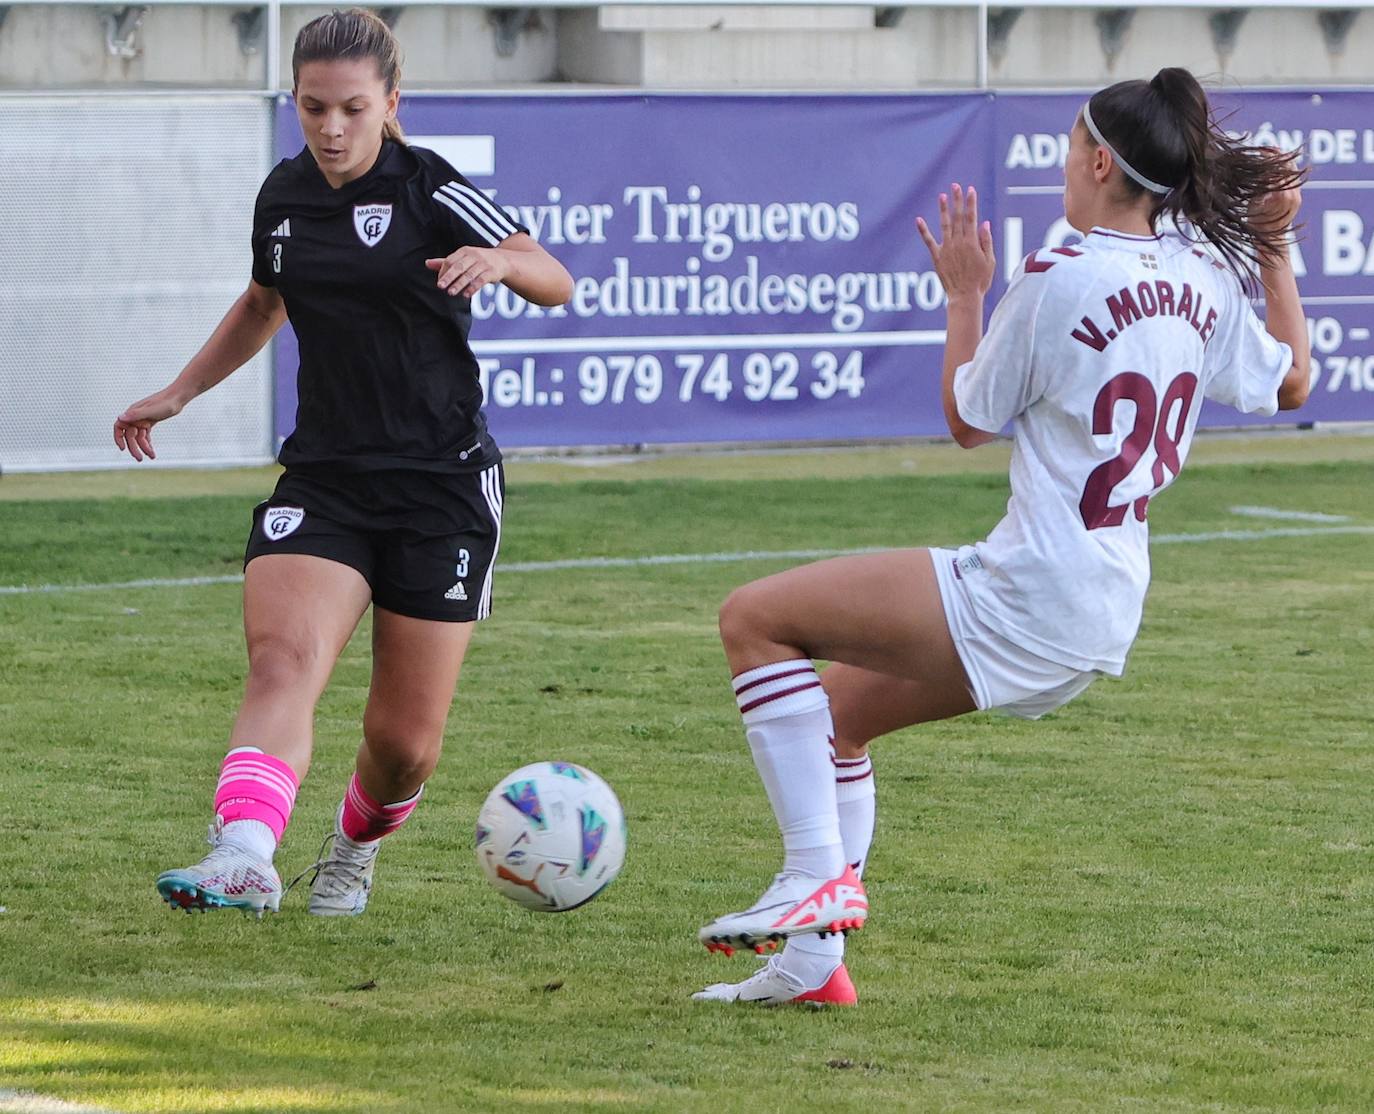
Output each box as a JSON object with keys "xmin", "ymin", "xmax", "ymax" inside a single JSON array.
[{"xmin": 273, "ymin": 91, "xmax": 1374, "ymax": 449}]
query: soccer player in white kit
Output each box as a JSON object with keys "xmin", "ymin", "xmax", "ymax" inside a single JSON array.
[{"xmin": 694, "ymin": 68, "xmax": 1312, "ymax": 1006}]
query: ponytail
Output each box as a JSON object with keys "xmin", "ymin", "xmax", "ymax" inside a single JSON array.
[
  {"xmin": 293, "ymin": 9, "xmax": 406, "ymax": 144},
  {"xmin": 1087, "ymin": 67, "xmax": 1304, "ymax": 287}
]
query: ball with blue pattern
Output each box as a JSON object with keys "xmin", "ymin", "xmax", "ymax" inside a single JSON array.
[{"xmin": 475, "ymin": 762, "xmax": 627, "ymax": 912}]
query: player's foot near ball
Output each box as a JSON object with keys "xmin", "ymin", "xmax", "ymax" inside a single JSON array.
[
  {"xmin": 698, "ymin": 864, "xmax": 867, "ymax": 955},
  {"xmin": 306, "ymin": 830, "xmax": 379, "ymax": 917},
  {"xmin": 156, "ymin": 824, "xmax": 282, "ymax": 917},
  {"xmin": 693, "ymin": 956, "xmax": 857, "ymax": 1007}
]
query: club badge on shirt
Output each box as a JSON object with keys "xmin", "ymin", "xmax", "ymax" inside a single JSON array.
[{"xmin": 354, "ymin": 204, "xmax": 392, "ymax": 247}]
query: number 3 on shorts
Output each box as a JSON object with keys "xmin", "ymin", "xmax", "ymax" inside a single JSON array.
[{"xmin": 456, "ymin": 548, "xmax": 470, "ymax": 578}]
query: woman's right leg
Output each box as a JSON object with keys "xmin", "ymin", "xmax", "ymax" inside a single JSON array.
[
  {"xmin": 156, "ymin": 554, "xmax": 372, "ymax": 915},
  {"xmin": 230, "ymin": 553, "xmax": 374, "ymax": 777}
]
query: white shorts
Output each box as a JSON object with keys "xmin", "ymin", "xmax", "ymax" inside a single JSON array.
[{"xmin": 931, "ymin": 547, "xmax": 1101, "ymax": 720}]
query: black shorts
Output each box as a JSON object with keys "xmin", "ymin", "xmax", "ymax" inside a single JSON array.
[{"xmin": 243, "ymin": 464, "xmax": 505, "ymax": 623}]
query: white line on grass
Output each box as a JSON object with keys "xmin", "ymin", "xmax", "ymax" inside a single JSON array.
[
  {"xmin": 1, "ymin": 525, "xmax": 1372, "ymax": 597},
  {"xmin": 0, "ymin": 1092, "xmax": 119, "ymax": 1114},
  {"xmin": 501, "ymin": 547, "xmax": 889, "ymax": 572},
  {"xmin": 1229, "ymin": 505, "xmax": 1351, "ymax": 523},
  {"xmin": 0, "ymin": 574, "xmax": 245, "ymax": 596},
  {"xmin": 1152, "ymin": 525, "xmax": 1374, "ymax": 544}
]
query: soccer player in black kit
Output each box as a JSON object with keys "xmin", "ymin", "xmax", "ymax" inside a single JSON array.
[{"xmin": 113, "ymin": 8, "xmax": 573, "ymax": 917}]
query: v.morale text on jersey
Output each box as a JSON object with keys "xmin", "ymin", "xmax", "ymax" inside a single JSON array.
[{"xmin": 1071, "ymin": 277, "xmax": 1220, "ymax": 353}]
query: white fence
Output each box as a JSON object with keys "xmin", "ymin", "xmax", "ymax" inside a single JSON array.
[{"xmin": 0, "ymin": 96, "xmax": 274, "ymax": 472}]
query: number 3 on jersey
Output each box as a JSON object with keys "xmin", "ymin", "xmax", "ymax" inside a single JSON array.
[
  {"xmin": 272, "ymin": 242, "xmax": 283, "ymax": 275},
  {"xmin": 1079, "ymin": 371, "xmax": 1198, "ymax": 530}
]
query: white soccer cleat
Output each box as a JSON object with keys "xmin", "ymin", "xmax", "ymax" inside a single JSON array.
[
  {"xmin": 698, "ymin": 865, "xmax": 868, "ymax": 955},
  {"xmin": 156, "ymin": 823, "xmax": 282, "ymax": 917},
  {"xmin": 692, "ymin": 955, "xmax": 858, "ymax": 1007},
  {"xmin": 306, "ymin": 831, "xmax": 379, "ymax": 917}
]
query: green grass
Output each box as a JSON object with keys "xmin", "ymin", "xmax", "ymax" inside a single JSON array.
[{"xmin": 1, "ymin": 440, "xmax": 1372, "ymax": 1113}]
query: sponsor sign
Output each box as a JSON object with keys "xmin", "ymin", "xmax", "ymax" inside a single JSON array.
[{"xmin": 273, "ymin": 92, "xmax": 1374, "ymax": 448}]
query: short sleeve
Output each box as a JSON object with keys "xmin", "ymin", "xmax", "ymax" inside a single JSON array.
[
  {"xmin": 1202, "ymin": 280, "xmax": 1293, "ymax": 417},
  {"xmin": 426, "ymin": 165, "xmax": 528, "ymax": 248},
  {"xmin": 250, "ymin": 183, "xmax": 276, "ymax": 288},
  {"xmin": 952, "ymin": 264, "xmax": 1049, "ymax": 433}
]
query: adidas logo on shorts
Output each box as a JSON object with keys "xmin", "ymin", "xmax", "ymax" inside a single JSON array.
[{"xmin": 445, "ymin": 582, "xmax": 468, "ymax": 601}]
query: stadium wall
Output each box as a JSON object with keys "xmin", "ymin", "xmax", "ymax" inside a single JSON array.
[{"xmin": 4, "ymin": 3, "xmax": 1374, "ymax": 469}]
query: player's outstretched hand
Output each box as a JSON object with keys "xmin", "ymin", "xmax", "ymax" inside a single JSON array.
[
  {"xmin": 114, "ymin": 390, "xmax": 183, "ymax": 462},
  {"xmin": 426, "ymin": 247, "xmax": 511, "ymax": 298},
  {"xmin": 916, "ymin": 183, "xmax": 996, "ymax": 303}
]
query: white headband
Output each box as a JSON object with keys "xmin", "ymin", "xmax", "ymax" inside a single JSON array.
[{"xmin": 1082, "ymin": 101, "xmax": 1173, "ymax": 195}]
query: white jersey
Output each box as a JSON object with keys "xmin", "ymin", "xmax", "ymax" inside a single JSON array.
[{"xmin": 951, "ymin": 227, "xmax": 1292, "ymax": 675}]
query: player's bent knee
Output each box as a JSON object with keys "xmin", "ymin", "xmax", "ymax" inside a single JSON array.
[
  {"xmin": 717, "ymin": 584, "xmax": 772, "ymax": 651},
  {"xmin": 244, "ymin": 634, "xmax": 327, "ymax": 693}
]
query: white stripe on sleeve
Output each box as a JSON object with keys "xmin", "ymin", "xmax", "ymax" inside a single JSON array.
[
  {"xmin": 446, "ymin": 181, "xmax": 520, "ymax": 239},
  {"xmin": 431, "ymin": 189, "xmax": 500, "ymax": 246},
  {"xmin": 436, "ymin": 184, "xmax": 507, "ymax": 244}
]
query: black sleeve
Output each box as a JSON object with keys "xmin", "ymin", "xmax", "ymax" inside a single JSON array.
[
  {"xmin": 250, "ymin": 178, "xmax": 277, "ymax": 288},
  {"xmin": 417, "ymin": 149, "xmax": 528, "ymax": 248}
]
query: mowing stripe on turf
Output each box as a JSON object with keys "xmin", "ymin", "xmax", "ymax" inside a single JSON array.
[
  {"xmin": 0, "ymin": 1091, "xmax": 119, "ymax": 1114},
  {"xmin": 1, "ymin": 524, "xmax": 1372, "ymax": 597}
]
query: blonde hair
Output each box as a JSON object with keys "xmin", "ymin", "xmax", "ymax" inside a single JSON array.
[{"xmin": 292, "ymin": 8, "xmax": 405, "ymax": 143}]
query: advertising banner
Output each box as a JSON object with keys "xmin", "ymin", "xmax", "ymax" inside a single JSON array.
[{"xmin": 273, "ymin": 90, "xmax": 1374, "ymax": 448}]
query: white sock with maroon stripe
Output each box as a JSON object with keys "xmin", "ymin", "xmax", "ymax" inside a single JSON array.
[
  {"xmin": 781, "ymin": 752, "xmax": 876, "ymax": 984},
  {"xmin": 835, "ymin": 753, "xmax": 876, "ymax": 878},
  {"xmin": 733, "ymin": 659, "xmax": 844, "ymax": 882}
]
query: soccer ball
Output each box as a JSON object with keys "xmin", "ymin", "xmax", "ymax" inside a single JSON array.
[{"xmin": 475, "ymin": 762, "xmax": 627, "ymax": 912}]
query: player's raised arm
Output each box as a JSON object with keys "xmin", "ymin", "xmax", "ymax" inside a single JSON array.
[
  {"xmin": 113, "ymin": 279, "xmax": 286, "ymax": 461},
  {"xmin": 1252, "ymin": 175, "xmax": 1311, "ymax": 410},
  {"xmin": 916, "ymin": 184, "xmax": 999, "ymax": 448}
]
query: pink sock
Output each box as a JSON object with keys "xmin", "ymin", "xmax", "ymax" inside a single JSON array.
[
  {"xmin": 339, "ymin": 773, "xmax": 422, "ymax": 843},
  {"xmin": 214, "ymin": 746, "xmax": 299, "ymax": 841}
]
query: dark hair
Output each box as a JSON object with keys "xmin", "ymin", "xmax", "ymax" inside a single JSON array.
[
  {"xmin": 1086, "ymin": 67, "xmax": 1304, "ymax": 284},
  {"xmin": 292, "ymin": 8, "xmax": 405, "ymax": 143}
]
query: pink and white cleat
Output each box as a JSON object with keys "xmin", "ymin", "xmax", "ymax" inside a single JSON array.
[
  {"xmin": 698, "ymin": 865, "xmax": 867, "ymax": 955},
  {"xmin": 692, "ymin": 956, "xmax": 858, "ymax": 1007},
  {"xmin": 155, "ymin": 822, "xmax": 282, "ymax": 917}
]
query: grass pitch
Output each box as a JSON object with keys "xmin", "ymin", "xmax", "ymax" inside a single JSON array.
[{"xmin": 0, "ymin": 435, "xmax": 1372, "ymax": 1113}]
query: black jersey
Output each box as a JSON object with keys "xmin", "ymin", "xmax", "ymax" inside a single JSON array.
[{"xmin": 251, "ymin": 139, "xmax": 527, "ymax": 473}]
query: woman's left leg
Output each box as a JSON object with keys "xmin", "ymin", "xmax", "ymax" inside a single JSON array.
[{"xmin": 308, "ymin": 608, "xmax": 474, "ymax": 917}]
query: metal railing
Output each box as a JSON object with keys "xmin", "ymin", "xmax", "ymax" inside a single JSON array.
[{"xmin": 2, "ymin": 0, "xmax": 1367, "ymax": 92}]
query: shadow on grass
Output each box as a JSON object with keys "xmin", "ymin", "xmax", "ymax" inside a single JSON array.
[{"xmin": 0, "ymin": 997, "xmax": 648, "ymax": 1113}]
